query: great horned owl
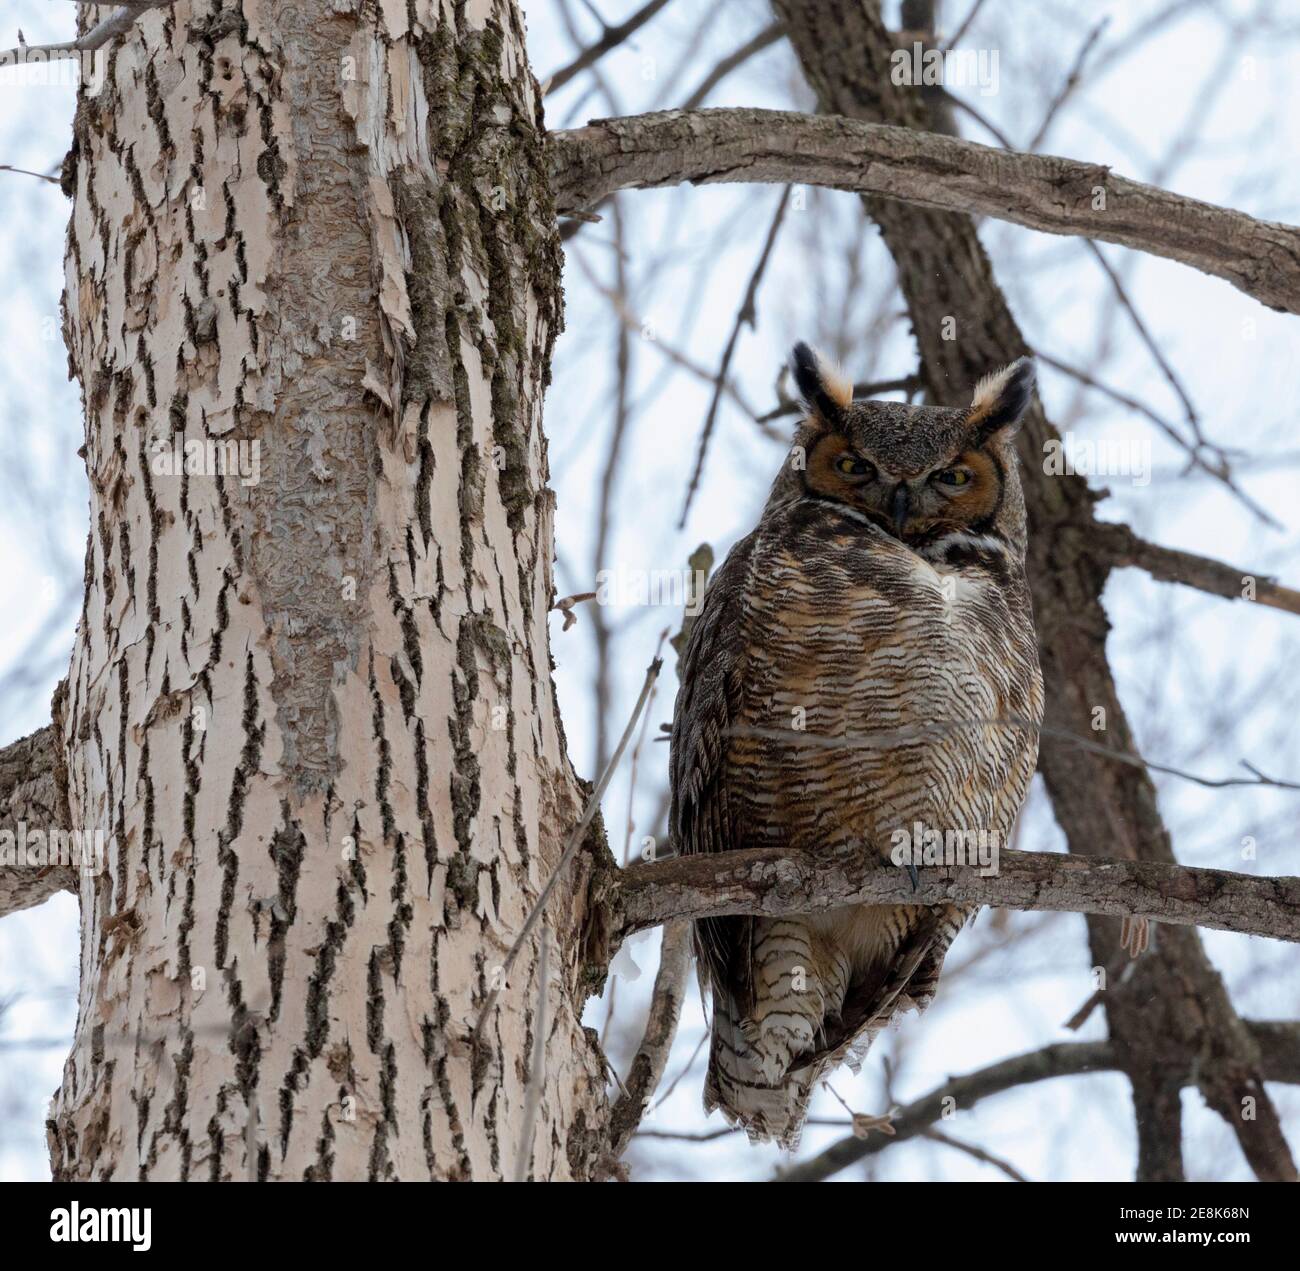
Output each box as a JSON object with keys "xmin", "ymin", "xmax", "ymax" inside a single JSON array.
[{"xmin": 669, "ymin": 345, "xmax": 1044, "ymax": 1148}]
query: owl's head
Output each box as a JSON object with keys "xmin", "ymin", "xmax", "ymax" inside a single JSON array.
[{"xmin": 787, "ymin": 343, "xmax": 1036, "ymax": 557}]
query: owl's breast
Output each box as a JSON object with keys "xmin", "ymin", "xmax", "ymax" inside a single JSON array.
[{"xmin": 725, "ymin": 509, "xmax": 1041, "ymax": 857}]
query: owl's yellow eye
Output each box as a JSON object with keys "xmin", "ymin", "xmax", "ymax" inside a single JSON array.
[
  {"xmin": 835, "ymin": 455, "xmax": 875, "ymax": 479},
  {"xmin": 935, "ymin": 468, "xmax": 971, "ymax": 487}
]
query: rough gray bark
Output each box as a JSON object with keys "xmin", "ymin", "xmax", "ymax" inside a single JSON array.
[
  {"xmin": 47, "ymin": 0, "xmax": 610, "ymax": 1182},
  {"xmin": 549, "ymin": 108, "xmax": 1300, "ymax": 315},
  {"xmin": 0, "ymin": 716, "xmax": 74, "ymax": 916}
]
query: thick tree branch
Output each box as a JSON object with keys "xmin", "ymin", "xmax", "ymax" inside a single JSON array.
[
  {"xmin": 0, "ymin": 723, "xmax": 74, "ymax": 918},
  {"xmin": 549, "ymin": 108, "xmax": 1300, "ymax": 315},
  {"xmin": 610, "ymin": 847, "xmax": 1300, "ymax": 946}
]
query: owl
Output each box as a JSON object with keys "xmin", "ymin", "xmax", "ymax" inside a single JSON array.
[{"xmin": 669, "ymin": 344, "xmax": 1044, "ymax": 1148}]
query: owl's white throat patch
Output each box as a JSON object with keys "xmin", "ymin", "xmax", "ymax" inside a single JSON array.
[{"xmin": 916, "ymin": 529, "xmax": 1009, "ymax": 563}]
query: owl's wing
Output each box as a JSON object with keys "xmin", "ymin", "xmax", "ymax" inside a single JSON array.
[
  {"xmin": 791, "ymin": 903, "xmax": 974, "ymax": 1078},
  {"xmin": 669, "ymin": 530, "xmax": 759, "ymax": 1006}
]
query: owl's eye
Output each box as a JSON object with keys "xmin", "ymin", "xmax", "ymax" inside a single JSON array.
[
  {"xmin": 835, "ymin": 455, "xmax": 876, "ymax": 479},
  {"xmin": 934, "ymin": 468, "xmax": 971, "ymax": 487}
]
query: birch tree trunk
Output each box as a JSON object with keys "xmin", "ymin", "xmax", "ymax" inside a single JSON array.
[{"xmin": 48, "ymin": 0, "xmax": 610, "ymax": 1182}]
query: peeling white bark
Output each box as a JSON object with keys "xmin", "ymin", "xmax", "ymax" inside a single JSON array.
[{"xmin": 51, "ymin": 0, "xmax": 608, "ymax": 1181}]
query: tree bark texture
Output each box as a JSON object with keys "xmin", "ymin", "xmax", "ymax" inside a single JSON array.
[{"xmin": 48, "ymin": 0, "xmax": 609, "ymax": 1182}]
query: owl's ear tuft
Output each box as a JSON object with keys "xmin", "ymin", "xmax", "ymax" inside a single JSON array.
[
  {"xmin": 968, "ymin": 357, "xmax": 1035, "ymax": 443},
  {"xmin": 791, "ymin": 342, "xmax": 852, "ymax": 427}
]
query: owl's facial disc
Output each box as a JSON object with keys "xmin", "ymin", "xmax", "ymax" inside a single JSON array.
[{"xmin": 803, "ymin": 432, "xmax": 1003, "ymax": 542}]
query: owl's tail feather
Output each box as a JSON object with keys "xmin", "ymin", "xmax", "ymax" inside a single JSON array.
[{"xmin": 703, "ymin": 989, "xmax": 820, "ymax": 1151}]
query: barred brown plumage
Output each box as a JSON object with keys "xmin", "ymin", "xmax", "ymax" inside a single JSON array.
[{"xmin": 669, "ymin": 346, "xmax": 1044, "ymax": 1148}]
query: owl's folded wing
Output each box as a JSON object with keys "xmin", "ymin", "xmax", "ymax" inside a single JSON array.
[
  {"xmin": 790, "ymin": 903, "xmax": 974, "ymax": 1077},
  {"xmin": 669, "ymin": 529, "xmax": 760, "ymax": 1001}
]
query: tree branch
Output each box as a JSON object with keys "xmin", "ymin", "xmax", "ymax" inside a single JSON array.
[
  {"xmin": 543, "ymin": 0, "xmax": 673, "ymax": 95},
  {"xmin": 775, "ymin": 1022, "xmax": 1300, "ymax": 1183},
  {"xmin": 1093, "ymin": 522, "xmax": 1300, "ymax": 616},
  {"xmin": 0, "ymin": 723, "xmax": 74, "ymax": 918},
  {"xmin": 549, "ymin": 108, "xmax": 1300, "ymax": 315},
  {"xmin": 609, "ymin": 846, "xmax": 1299, "ymax": 946},
  {"xmin": 0, "ymin": 1, "xmax": 171, "ymax": 64},
  {"xmin": 607, "ymin": 919, "xmax": 692, "ymax": 1157}
]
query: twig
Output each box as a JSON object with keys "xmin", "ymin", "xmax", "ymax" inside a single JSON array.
[
  {"xmin": 543, "ymin": 0, "xmax": 672, "ymax": 95},
  {"xmin": 755, "ymin": 373, "xmax": 923, "ymax": 424},
  {"xmin": 0, "ymin": 163, "xmax": 60, "ymax": 185},
  {"xmin": 512, "ymin": 926, "xmax": 550, "ymax": 1182},
  {"xmin": 920, "ymin": 1128, "xmax": 1031, "ymax": 1181},
  {"xmin": 569, "ymin": 249, "xmax": 759, "ymax": 421},
  {"xmin": 552, "ymin": 590, "xmax": 598, "ymax": 631},
  {"xmin": 774, "ymin": 1041, "xmax": 1115, "ymax": 1182},
  {"xmin": 0, "ymin": 1, "xmax": 169, "ymax": 64},
  {"xmin": 937, "ymin": 0, "xmax": 989, "ymax": 53},
  {"xmin": 679, "ymin": 186, "xmax": 790, "ymax": 527},
  {"xmin": 679, "ymin": 22, "xmax": 785, "ymax": 110},
  {"xmin": 607, "ymin": 920, "xmax": 692, "ymax": 1155},
  {"xmin": 1024, "ymin": 18, "xmax": 1109, "ymax": 152}
]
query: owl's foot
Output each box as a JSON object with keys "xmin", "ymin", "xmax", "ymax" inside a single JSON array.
[{"xmin": 903, "ymin": 857, "xmax": 920, "ymax": 892}]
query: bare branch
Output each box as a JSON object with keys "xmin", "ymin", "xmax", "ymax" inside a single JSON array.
[
  {"xmin": 1094, "ymin": 522, "xmax": 1300, "ymax": 617},
  {"xmin": 776, "ymin": 1041, "xmax": 1115, "ymax": 1181},
  {"xmin": 776, "ymin": 1022, "xmax": 1300, "ymax": 1183},
  {"xmin": 549, "ymin": 108, "xmax": 1300, "ymax": 315},
  {"xmin": 1024, "ymin": 18, "xmax": 1109, "ymax": 152},
  {"xmin": 679, "ymin": 186, "xmax": 790, "ymax": 527},
  {"xmin": 543, "ymin": 0, "xmax": 673, "ymax": 95},
  {"xmin": 755, "ymin": 373, "xmax": 923, "ymax": 424},
  {"xmin": 610, "ymin": 845, "xmax": 1300, "ymax": 946},
  {"xmin": 0, "ymin": 163, "xmax": 60, "ymax": 185},
  {"xmin": 921, "ymin": 1128, "xmax": 1031, "ymax": 1182},
  {"xmin": 0, "ymin": 723, "xmax": 74, "ymax": 919},
  {"xmin": 607, "ymin": 920, "xmax": 691, "ymax": 1157},
  {"xmin": 0, "ymin": 1, "xmax": 170, "ymax": 64},
  {"xmin": 679, "ymin": 22, "xmax": 785, "ymax": 111}
]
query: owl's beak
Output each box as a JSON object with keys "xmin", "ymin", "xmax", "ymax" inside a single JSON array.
[{"xmin": 890, "ymin": 483, "xmax": 911, "ymax": 537}]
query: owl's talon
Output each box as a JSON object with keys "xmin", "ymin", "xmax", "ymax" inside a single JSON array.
[{"xmin": 905, "ymin": 858, "xmax": 919, "ymax": 892}]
